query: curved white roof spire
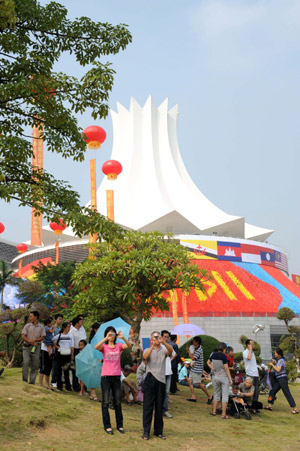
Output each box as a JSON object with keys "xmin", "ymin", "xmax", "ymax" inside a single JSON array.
[{"xmin": 94, "ymin": 96, "xmax": 273, "ymax": 240}]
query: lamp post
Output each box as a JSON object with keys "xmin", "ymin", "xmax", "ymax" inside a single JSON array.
[
  {"xmin": 82, "ymin": 125, "xmax": 106, "ymax": 256},
  {"xmin": 102, "ymin": 160, "xmax": 123, "ymax": 222},
  {"xmin": 49, "ymin": 219, "xmax": 67, "ymax": 264},
  {"xmin": 16, "ymin": 243, "xmax": 28, "ymax": 307}
]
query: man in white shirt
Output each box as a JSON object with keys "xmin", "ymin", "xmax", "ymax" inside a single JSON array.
[
  {"xmin": 70, "ymin": 315, "xmax": 86, "ymax": 392},
  {"xmin": 243, "ymin": 339, "xmax": 260, "ymax": 405}
]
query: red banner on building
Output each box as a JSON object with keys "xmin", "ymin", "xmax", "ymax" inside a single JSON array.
[{"xmin": 292, "ymin": 274, "xmax": 300, "ymax": 287}]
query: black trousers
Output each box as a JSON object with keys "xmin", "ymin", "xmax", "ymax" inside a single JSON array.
[
  {"xmin": 71, "ymin": 348, "xmax": 80, "ymax": 391},
  {"xmin": 268, "ymin": 376, "xmax": 296, "ymax": 408},
  {"xmin": 51, "ymin": 354, "xmax": 58, "ymax": 383},
  {"xmin": 101, "ymin": 376, "xmax": 123, "ymax": 430},
  {"xmin": 142, "ymin": 373, "xmax": 166, "ymax": 436},
  {"xmin": 56, "ymin": 354, "xmax": 71, "ymax": 390},
  {"xmin": 170, "ymin": 362, "xmax": 178, "ymax": 394}
]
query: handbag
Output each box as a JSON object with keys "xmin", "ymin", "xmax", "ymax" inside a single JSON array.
[{"xmin": 60, "ymin": 347, "xmax": 71, "ymax": 356}]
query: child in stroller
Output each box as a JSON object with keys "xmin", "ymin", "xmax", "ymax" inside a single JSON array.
[{"xmin": 229, "ymin": 384, "xmax": 252, "ymax": 420}]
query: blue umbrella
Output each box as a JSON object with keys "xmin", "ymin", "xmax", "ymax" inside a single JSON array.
[
  {"xmin": 75, "ymin": 344, "xmax": 102, "ymax": 388},
  {"xmin": 170, "ymin": 323, "xmax": 205, "ymax": 336},
  {"xmin": 90, "ymin": 317, "xmax": 131, "ymax": 359}
]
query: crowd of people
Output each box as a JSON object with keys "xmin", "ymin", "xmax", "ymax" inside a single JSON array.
[{"xmin": 18, "ymin": 311, "xmax": 299, "ymax": 440}]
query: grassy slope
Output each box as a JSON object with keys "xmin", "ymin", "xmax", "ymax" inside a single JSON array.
[{"xmin": 0, "ymin": 368, "xmax": 300, "ymax": 451}]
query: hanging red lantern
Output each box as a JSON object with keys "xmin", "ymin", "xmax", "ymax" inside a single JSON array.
[
  {"xmin": 16, "ymin": 243, "xmax": 28, "ymax": 253},
  {"xmin": 102, "ymin": 160, "xmax": 123, "ymax": 180},
  {"xmin": 49, "ymin": 219, "xmax": 67, "ymax": 235},
  {"xmin": 0, "ymin": 222, "xmax": 4, "ymax": 234},
  {"xmin": 83, "ymin": 125, "xmax": 106, "ymax": 149}
]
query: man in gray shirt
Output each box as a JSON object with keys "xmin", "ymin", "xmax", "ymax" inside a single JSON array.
[
  {"xmin": 21, "ymin": 311, "xmax": 45, "ymax": 384},
  {"xmin": 142, "ymin": 331, "xmax": 173, "ymax": 440}
]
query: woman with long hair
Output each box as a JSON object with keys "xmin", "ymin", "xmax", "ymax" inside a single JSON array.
[
  {"xmin": 264, "ymin": 347, "xmax": 299, "ymax": 414},
  {"xmin": 89, "ymin": 322, "xmax": 100, "ymax": 343},
  {"xmin": 95, "ymin": 326, "xmax": 132, "ymax": 434}
]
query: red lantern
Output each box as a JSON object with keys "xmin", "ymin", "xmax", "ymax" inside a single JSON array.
[
  {"xmin": 102, "ymin": 160, "xmax": 123, "ymax": 180},
  {"xmin": 83, "ymin": 125, "xmax": 106, "ymax": 150},
  {"xmin": 16, "ymin": 243, "xmax": 28, "ymax": 253},
  {"xmin": 50, "ymin": 219, "xmax": 67, "ymax": 235},
  {"xmin": 0, "ymin": 223, "xmax": 4, "ymax": 234}
]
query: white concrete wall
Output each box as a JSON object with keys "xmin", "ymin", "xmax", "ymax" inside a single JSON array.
[{"xmin": 140, "ymin": 316, "xmax": 300, "ymax": 360}]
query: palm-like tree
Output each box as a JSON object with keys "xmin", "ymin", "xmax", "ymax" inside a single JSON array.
[{"xmin": 0, "ymin": 260, "xmax": 15, "ymax": 311}]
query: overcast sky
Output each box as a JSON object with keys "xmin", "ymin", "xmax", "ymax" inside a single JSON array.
[{"xmin": 1, "ymin": 0, "xmax": 299, "ymax": 275}]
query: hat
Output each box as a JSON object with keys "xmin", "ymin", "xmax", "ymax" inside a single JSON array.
[{"xmin": 123, "ymin": 365, "xmax": 133, "ymax": 372}]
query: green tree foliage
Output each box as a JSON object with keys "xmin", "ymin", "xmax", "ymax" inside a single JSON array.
[
  {"xmin": 277, "ymin": 307, "xmax": 300, "ymax": 358},
  {"xmin": 72, "ymin": 231, "xmax": 209, "ymax": 359},
  {"xmin": 179, "ymin": 335, "xmax": 219, "ymax": 365},
  {"xmin": 34, "ymin": 261, "xmax": 77, "ymax": 316},
  {"xmin": 0, "ymin": 260, "xmax": 16, "ymax": 311},
  {"xmin": 0, "ymin": 0, "xmax": 131, "ymax": 237},
  {"xmin": 20, "ymin": 279, "xmax": 46, "ymax": 305}
]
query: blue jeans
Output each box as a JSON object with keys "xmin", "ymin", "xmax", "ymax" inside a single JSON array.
[
  {"xmin": 163, "ymin": 374, "xmax": 171, "ymax": 413},
  {"xmin": 101, "ymin": 376, "xmax": 123, "ymax": 429}
]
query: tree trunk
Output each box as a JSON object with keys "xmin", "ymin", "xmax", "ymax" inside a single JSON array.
[
  {"xmin": 0, "ymin": 288, "xmax": 3, "ymax": 311},
  {"xmin": 132, "ymin": 321, "xmax": 143, "ymax": 364}
]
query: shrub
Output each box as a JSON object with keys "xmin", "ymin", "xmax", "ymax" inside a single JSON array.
[{"xmin": 179, "ymin": 335, "xmax": 219, "ymax": 365}]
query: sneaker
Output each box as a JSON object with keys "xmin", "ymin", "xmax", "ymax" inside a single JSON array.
[
  {"xmin": 163, "ymin": 411, "xmax": 173, "ymax": 418},
  {"xmin": 50, "ymin": 382, "xmax": 57, "ymax": 388}
]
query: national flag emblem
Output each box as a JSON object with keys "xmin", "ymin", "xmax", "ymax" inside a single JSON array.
[
  {"xmin": 217, "ymin": 242, "xmax": 241, "ymax": 262},
  {"xmin": 260, "ymin": 251, "xmax": 275, "ymax": 267}
]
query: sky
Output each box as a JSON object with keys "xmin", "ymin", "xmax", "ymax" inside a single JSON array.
[{"xmin": 1, "ymin": 0, "xmax": 299, "ymax": 275}]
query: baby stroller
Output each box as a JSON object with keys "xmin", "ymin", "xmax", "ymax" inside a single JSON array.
[
  {"xmin": 229, "ymin": 392, "xmax": 252, "ymax": 420},
  {"xmin": 260, "ymin": 368, "xmax": 275, "ymax": 394}
]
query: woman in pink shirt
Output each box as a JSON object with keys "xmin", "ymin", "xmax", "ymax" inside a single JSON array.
[{"xmin": 95, "ymin": 326, "xmax": 131, "ymax": 435}]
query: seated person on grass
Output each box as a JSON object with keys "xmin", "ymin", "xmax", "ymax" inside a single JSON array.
[
  {"xmin": 238, "ymin": 377, "xmax": 263, "ymax": 413},
  {"xmin": 121, "ymin": 365, "xmax": 139, "ymax": 405}
]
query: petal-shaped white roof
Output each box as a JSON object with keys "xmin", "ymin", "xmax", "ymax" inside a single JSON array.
[{"xmin": 93, "ymin": 96, "xmax": 273, "ymax": 240}]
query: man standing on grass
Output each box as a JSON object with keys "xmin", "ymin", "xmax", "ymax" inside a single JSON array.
[
  {"xmin": 142, "ymin": 331, "xmax": 173, "ymax": 440},
  {"xmin": 243, "ymin": 340, "xmax": 260, "ymax": 406},
  {"xmin": 21, "ymin": 311, "xmax": 45, "ymax": 384},
  {"xmin": 186, "ymin": 336, "xmax": 213, "ymax": 404}
]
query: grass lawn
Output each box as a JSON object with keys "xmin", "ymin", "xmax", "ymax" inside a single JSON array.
[{"xmin": 0, "ymin": 368, "xmax": 299, "ymax": 451}]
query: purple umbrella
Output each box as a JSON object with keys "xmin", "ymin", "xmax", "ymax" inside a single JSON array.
[{"xmin": 170, "ymin": 323, "xmax": 205, "ymax": 336}]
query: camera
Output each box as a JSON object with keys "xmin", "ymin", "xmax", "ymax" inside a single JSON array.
[{"xmin": 153, "ymin": 334, "xmax": 159, "ymax": 339}]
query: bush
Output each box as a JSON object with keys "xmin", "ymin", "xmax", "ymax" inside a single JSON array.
[
  {"xmin": 286, "ymin": 359, "xmax": 297, "ymax": 382},
  {"xmin": 179, "ymin": 335, "xmax": 219, "ymax": 365}
]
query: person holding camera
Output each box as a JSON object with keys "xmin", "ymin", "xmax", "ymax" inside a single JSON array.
[
  {"xmin": 142, "ymin": 331, "xmax": 173, "ymax": 440},
  {"xmin": 95, "ymin": 326, "xmax": 132, "ymax": 435}
]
